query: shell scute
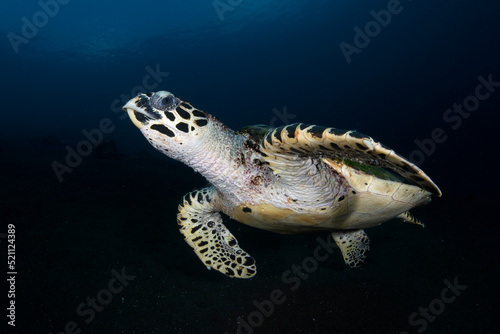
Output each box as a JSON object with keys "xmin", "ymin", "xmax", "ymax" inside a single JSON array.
[{"xmin": 259, "ymin": 123, "xmax": 441, "ymax": 196}]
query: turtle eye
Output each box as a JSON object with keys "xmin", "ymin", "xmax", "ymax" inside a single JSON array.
[
  {"xmin": 160, "ymin": 96, "xmax": 175, "ymax": 107},
  {"xmin": 151, "ymin": 93, "xmax": 179, "ymax": 111}
]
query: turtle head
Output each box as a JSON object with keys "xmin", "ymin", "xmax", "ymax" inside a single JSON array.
[{"xmin": 123, "ymin": 91, "xmax": 210, "ymax": 156}]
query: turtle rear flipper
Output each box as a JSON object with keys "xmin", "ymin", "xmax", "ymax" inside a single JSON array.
[
  {"xmin": 398, "ymin": 211, "xmax": 425, "ymax": 228},
  {"xmin": 177, "ymin": 187, "xmax": 257, "ymax": 278},
  {"xmin": 332, "ymin": 230, "xmax": 370, "ymax": 267}
]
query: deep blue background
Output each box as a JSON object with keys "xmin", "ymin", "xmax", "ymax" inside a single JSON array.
[
  {"xmin": 2, "ymin": 0, "xmax": 500, "ymax": 189},
  {"xmin": 1, "ymin": 1, "xmax": 499, "ymax": 333}
]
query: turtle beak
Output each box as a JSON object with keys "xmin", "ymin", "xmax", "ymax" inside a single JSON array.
[{"xmin": 123, "ymin": 97, "xmax": 150, "ymax": 129}]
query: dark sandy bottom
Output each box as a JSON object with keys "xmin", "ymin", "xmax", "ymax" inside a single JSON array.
[{"xmin": 1, "ymin": 138, "xmax": 497, "ymax": 334}]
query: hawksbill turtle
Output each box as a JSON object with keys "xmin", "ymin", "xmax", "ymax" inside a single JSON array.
[{"xmin": 123, "ymin": 91, "xmax": 441, "ymax": 279}]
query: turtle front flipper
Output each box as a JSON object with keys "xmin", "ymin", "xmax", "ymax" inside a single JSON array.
[
  {"xmin": 332, "ymin": 230, "xmax": 370, "ymax": 267},
  {"xmin": 177, "ymin": 187, "xmax": 257, "ymax": 278}
]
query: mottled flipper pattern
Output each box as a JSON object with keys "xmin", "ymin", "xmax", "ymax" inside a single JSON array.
[
  {"xmin": 332, "ymin": 230, "xmax": 370, "ymax": 267},
  {"xmin": 177, "ymin": 187, "xmax": 257, "ymax": 278}
]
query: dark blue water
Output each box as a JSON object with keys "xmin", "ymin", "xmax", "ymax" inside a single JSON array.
[{"xmin": 1, "ymin": 1, "xmax": 499, "ymax": 333}]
